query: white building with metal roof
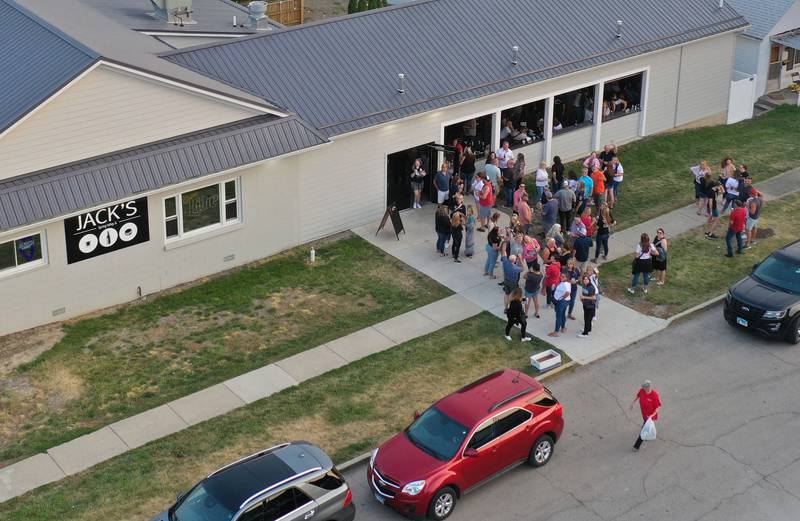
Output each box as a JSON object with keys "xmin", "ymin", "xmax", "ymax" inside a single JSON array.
[{"xmin": 0, "ymin": 0, "xmax": 748, "ymax": 336}]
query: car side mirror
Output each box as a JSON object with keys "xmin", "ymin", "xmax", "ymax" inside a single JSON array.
[
  {"xmin": 413, "ymin": 410, "xmax": 421, "ymax": 420},
  {"xmin": 464, "ymin": 448, "xmax": 479, "ymax": 458},
  {"xmin": 752, "ymin": 263, "xmax": 759, "ymax": 271}
]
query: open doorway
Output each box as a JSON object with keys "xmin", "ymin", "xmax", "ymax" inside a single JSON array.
[{"xmin": 387, "ymin": 143, "xmax": 456, "ymax": 211}]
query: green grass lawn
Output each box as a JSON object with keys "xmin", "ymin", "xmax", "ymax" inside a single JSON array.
[
  {"xmin": 0, "ymin": 235, "xmax": 451, "ymax": 466},
  {"xmin": 0, "ymin": 312, "xmax": 566, "ymax": 521},
  {"xmin": 600, "ymin": 192, "xmax": 800, "ymax": 318},
  {"xmin": 551, "ymin": 106, "xmax": 800, "ymax": 230}
]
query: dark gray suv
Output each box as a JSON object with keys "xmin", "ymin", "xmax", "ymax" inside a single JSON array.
[{"xmin": 150, "ymin": 441, "xmax": 355, "ymax": 521}]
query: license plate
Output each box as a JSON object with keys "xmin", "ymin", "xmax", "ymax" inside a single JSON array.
[
  {"xmin": 374, "ymin": 493, "xmax": 385, "ymax": 504},
  {"xmin": 736, "ymin": 317, "xmax": 749, "ymax": 327}
]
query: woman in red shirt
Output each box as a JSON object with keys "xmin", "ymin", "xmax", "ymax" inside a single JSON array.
[
  {"xmin": 580, "ymin": 206, "xmax": 595, "ymax": 237},
  {"xmin": 630, "ymin": 380, "xmax": 662, "ymax": 450}
]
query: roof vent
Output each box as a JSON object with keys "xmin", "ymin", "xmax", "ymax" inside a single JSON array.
[
  {"xmin": 616, "ymin": 20, "xmax": 623, "ymax": 38},
  {"xmin": 512, "ymin": 45, "xmax": 519, "ymax": 65},
  {"xmin": 149, "ymin": 0, "xmax": 196, "ymax": 25},
  {"xmin": 718, "ymin": 0, "xmax": 724, "ymax": 8},
  {"xmin": 248, "ymin": 1, "xmax": 272, "ymax": 31},
  {"xmin": 397, "ymin": 73, "xmax": 406, "ymax": 94}
]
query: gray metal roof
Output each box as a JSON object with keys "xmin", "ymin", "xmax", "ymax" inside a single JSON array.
[
  {"xmin": 0, "ymin": 116, "xmax": 328, "ymax": 232},
  {"xmin": 0, "ymin": 0, "xmax": 99, "ymax": 134},
  {"xmin": 726, "ymin": 0, "xmax": 795, "ymax": 39},
  {"xmin": 772, "ymin": 28, "xmax": 800, "ymax": 49},
  {"xmin": 164, "ymin": 0, "xmax": 748, "ymax": 137},
  {"xmin": 78, "ymin": 0, "xmax": 281, "ymax": 34}
]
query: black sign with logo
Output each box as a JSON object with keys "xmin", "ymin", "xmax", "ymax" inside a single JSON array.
[{"xmin": 64, "ymin": 197, "xmax": 150, "ymax": 264}]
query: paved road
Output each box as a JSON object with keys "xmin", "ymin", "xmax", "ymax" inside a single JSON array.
[{"xmin": 344, "ymin": 304, "xmax": 800, "ymax": 521}]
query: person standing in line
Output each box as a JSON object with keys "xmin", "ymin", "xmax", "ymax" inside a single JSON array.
[
  {"xmin": 551, "ymin": 156, "xmax": 565, "ymax": 193},
  {"xmin": 577, "ymin": 275, "xmax": 597, "ymax": 338},
  {"xmin": 500, "ymin": 247, "xmax": 525, "ymax": 310},
  {"xmin": 504, "ymin": 288, "xmax": 533, "ymax": 342},
  {"xmin": 410, "ymin": 158, "xmax": 427, "ymax": 209},
  {"xmin": 477, "ymin": 174, "xmax": 494, "ymax": 231},
  {"xmin": 542, "ymin": 192, "xmax": 559, "ymax": 238},
  {"xmin": 549, "ymin": 270, "xmax": 571, "ymax": 337},
  {"xmin": 583, "ymin": 151, "xmax": 601, "ymax": 173},
  {"xmin": 725, "ymin": 200, "xmax": 747, "ymax": 258},
  {"xmin": 609, "ymin": 157, "xmax": 624, "ymax": 208},
  {"xmin": 464, "ymin": 206, "xmax": 476, "ymax": 258},
  {"xmin": 449, "ymin": 193, "xmax": 466, "ymax": 218},
  {"xmin": 569, "ymin": 215, "xmax": 587, "ymax": 239},
  {"xmin": 485, "ymin": 158, "xmax": 502, "ymax": 202},
  {"xmin": 578, "ymin": 167, "xmax": 594, "ymax": 200},
  {"xmin": 592, "ymin": 202, "xmax": 614, "ymax": 262},
  {"xmin": 502, "ymin": 159, "xmax": 515, "ymax": 208},
  {"xmin": 434, "ymin": 162, "xmax": 452, "ymax": 205},
  {"xmin": 472, "ymin": 171, "xmax": 485, "ymax": 208},
  {"xmin": 434, "ymin": 205, "xmax": 451, "ymax": 256},
  {"xmin": 574, "ymin": 180, "xmax": 587, "ymax": 216},
  {"xmin": 484, "ymin": 224, "xmax": 501, "ymax": 279},
  {"xmin": 630, "ymin": 380, "xmax": 662, "ymax": 451},
  {"xmin": 555, "ymin": 181, "xmax": 576, "ymax": 232},
  {"xmin": 513, "ymin": 153, "xmax": 527, "ymax": 190},
  {"xmin": 705, "ymin": 180, "xmax": 723, "ymax": 239},
  {"xmin": 652, "ymin": 228, "xmax": 668, "ymax": 286},
  {"xmin": 460, "ymin": 147, "xmax": 476, "ymax": 195},
  {"xmin": 691, "ymin": 161, "xmax": 710, "ymax": 215},
  {"xmin": 518, "ymin": 193, "xmax": 533, "ymax": 236},
  {"xmin": 565, "ymin": 257, "xmax": 582, "ymax": 320},
  {"xmin": 628, "ymin": 233, "xmax": 658, "ymax": 294},
  {"xmin": 543, "ymin": 253, "xmax": 561, "ymax": 308},
  {"xmin": 535, "ymin": 161, "xmax": 550, "ymax": 205},
  {"xmin": 745, "ymin": 189, "xmax": 763, "ymax": 249},
  {"xmin": 598, "ymin": 143, "xmax": 616, "ymax": 168},
  {"xmin": 573, "ymin": 230, "xmax": 594, "ymax": 274},
  {"xmin": 523, "ymin": 262, "xmax": 543, "ymax": 318},
  {"xmin": 513, "ymin": 181, "xmax": 527, "ymax": 213},
  {"xmin": 450, "ymin": 212, "xmax": 464, "ymax": 263},
  {"xmin": 589, "ymin": 264, "xmax": 602, "ymax": 318},
  {"xmin": 590, "ymin": 167, "xmax": 606, "ymax": 208},
  {"xmin": 496, "ymin": 140, "xmax": 514, "ymax": 171}
]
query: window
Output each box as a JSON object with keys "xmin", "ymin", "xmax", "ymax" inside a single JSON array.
[
  {"xmin": 444, "ymin": 113, "xmax": 493, "ymax": 159},
  {"xmin": 264, "ymin": 488, "xmax": 312, "ymax": 521},
  {"xmin": 552, "ymin": 86, "xmax": 596, "ymax": 134},
  {"xmin": 500, "ymin": 100, "xmax": 546, "ymax": 149},
  {"xmin": 494, "ymin": 409, "xmax": 532, "ymax": 438},
  {"xmin": 602, "ymin": 72, "xmax": 644, "ymax": 121},
  {"xmin": 405, "ymin": 407, "xmax": 470, "ymax": 461},
  {"xmin": 164, "ymin": 179, "xmax": 240, "ymax": 240},
  {"xmin": 309, "ymin": 471, "xmax": 344, "ymax": 491},
  {"xmin": 466, "ymin": 419, "xmax": 496, "ymax": 451},
  {"xmin": 529, "ymin": 391, "xmax": 558, "ymax": 408},
  {"xmin": 770, "ymin": 45, "xmax": 781, "ymax": 63},
  {"xmin": 238, "ymin": 502, "xmax": 265, "ymax": 521},
  {"xmin": 0, "ymin": 232, "xmax": 46, "ymax": 274}
]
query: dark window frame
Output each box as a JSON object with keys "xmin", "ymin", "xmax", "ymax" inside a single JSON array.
[{"xmin": 602, "ymin": 72, "xmax": 644, "ymax": 123}]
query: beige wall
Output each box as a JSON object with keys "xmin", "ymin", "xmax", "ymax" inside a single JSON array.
[
  {"xmin": 675, "ymin": 33, "xmax": 736, "ymax": 127},
  {"xmin": 0, "ymin": 64, "xmax": 260, "ymax": 180},
  {"xmin": 0, "ymin": 32, "xmax": 738, "ymax": 337}
]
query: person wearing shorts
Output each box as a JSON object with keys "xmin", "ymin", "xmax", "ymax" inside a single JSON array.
[
  {"xmin": 745, "ymin": 190, "xmax": 762, "ymax": 248},
  {"xmin": 523, "ymin": 262, "xmax": 543, "ymax": 318}
]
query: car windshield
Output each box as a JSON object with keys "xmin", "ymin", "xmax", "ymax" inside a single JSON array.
[
  {"xmin": 753, "ymin": 254, "xmax": 800, "ymax": 294},
  {"xmin": 172, "ymin": 483, "xmax": 236, "ymax": 521},
  {"xmin": 405, "ymin": 407, "xmax": 469, "ymax": 461}
]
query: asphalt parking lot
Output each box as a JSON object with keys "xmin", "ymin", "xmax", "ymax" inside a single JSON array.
[{"xmin": 344, "ymin": 304, "xmax": 800, "ymax": 521}]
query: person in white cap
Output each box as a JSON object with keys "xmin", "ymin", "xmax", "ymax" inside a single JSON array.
[{"xmin": 629, "ymin": 380, "xmax": 661, "ymax": 450}]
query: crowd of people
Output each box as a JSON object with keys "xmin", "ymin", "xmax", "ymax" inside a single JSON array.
[{"xmin": 423, "ymin": 137, "xmax": 766, "ymax": 342}]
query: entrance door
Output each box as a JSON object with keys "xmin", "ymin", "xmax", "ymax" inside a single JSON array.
[
  {"xmin": 387, "ymin": 143, "xmax": 435, "ymax": 211},
  {"xmin": 768, "ymin": 44, "xmax": 782, "ymax": 92}
]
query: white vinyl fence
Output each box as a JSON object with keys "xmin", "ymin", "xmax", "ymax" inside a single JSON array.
[{"xmin": 727, "ymin": 71, "xmax": 756, "ymax": 124}]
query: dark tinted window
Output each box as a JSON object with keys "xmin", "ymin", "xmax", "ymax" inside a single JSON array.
[
  {"xmin": 238, "ymin": 502, "xmax": 264, "ymax": 521},
  {"xmin": 466, "ymin": 422, "xmax": 495, "ymax": 450},
  {"xmin": 494, "ymin": 409, "xmax": 532, "ymax": 437},
  {"xmin": 309, "ymin": 471, "xmax": 344, "ymax": 491},
  {"xmin": 264, "ymin": 488, "xmax": 312, "ymax": 521},
  {"xmin": 754, "ymin": 254, "xmax": 800, "ymax": 294},
  {"xmin": 406, "ymin": 407, "xmax": 469, "ymax": 461}
]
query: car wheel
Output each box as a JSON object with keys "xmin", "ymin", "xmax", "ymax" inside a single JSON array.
[
  {"xmin": 427, "ymin": 486, "xmax": 457, "ymax": 520},
  {"xmin": 528, "ymin": 434, "xmax": 555, "ymax": 467},
  {"xmin": 786, "ymin": 315, "xmax": 800, "ymax": 345}
]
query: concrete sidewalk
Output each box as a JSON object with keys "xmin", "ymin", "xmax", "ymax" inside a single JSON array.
[{"xmin": 0, "ymin": 294, "xmax": 482, "ymax": 503}]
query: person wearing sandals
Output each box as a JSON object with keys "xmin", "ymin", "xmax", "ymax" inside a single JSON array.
[
  {"xmin": 628, "ymin": 233, "xmax": 658, "ymax": 294},
  {"xmin": 653, "ymin": 228, "xmax": 668, "ymax": 286},
  {"xmin": 505, "ymin": 288, "xmax": 533, "ymax": 342},
  {"xmin": 523, "ymin": 262, "xmax": 543, "ymax": 318}
]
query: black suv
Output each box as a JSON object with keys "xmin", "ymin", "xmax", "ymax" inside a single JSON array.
[
  {"xmin": 150, "ymin": 441, "xmax": 355, "ymax": 521},
  {"xmin": 724, "ymin": 240, "xmax": 800, "ymax": 344}
]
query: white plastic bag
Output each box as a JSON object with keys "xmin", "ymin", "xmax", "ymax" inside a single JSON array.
[{"xmin": 640, "ymin": 418, "xmax": 657, "ymax": 441}]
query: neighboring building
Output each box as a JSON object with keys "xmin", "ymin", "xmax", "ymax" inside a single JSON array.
[
  {"xmin": 728, "ymin": 0, "xmax": 800, "ymax": 96},
  {"xmin": 0, "ymin": 0, "xmax": 747, "ymax": 336}
]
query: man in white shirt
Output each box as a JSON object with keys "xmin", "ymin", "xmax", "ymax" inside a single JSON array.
[
  {"xmin": 549, "ymin": 270, "xmax": 571, "ymax": 337},
  {"xmin": 722, "ymin": 175, "xmax": 740, "ymax": 212},
  {"xmin": 496, "ymin": 140, "xmax": 514, "ymax": 169}
]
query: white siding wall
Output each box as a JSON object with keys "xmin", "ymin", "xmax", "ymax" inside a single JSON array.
[
  {"xmin": 602, "ymin": 113, "xmax": 641, "ymax": 147},
  {"xmin": 551, "ymin": 126, "xmax": 594, "ymax": 163},
  {"xmin": 0, "ymin": 65, "xmax": 260, "ymax": 180},
  {"xmin": 643, "ymin": 48, "xmax": 682, "ymax": 135},
  {"xmin": 675, "ymin": 33, "xmax": 736, "ymax": 126},
  {"xmin": 0, "ymin": 158, "xmax": 300, "ymax": 337}
]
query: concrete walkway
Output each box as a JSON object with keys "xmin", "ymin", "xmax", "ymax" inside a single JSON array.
[{"xmin": 0, "ymin": 295, "xmax": 482, "ymax": 502}]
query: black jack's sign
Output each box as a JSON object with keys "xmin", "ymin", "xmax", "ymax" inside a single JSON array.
[{"xmin": 64, "ymin": 197, "xmax": 150, "ymax": 264}]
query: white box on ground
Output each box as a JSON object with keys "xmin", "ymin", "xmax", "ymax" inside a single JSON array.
[{"xmin": 530, "ymin": 349, "xmax": 562, "ymax": 372}]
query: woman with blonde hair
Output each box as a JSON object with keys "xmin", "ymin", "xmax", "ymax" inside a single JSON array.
[
  {"xmin": 450, "ymin": 211, "xmax": 464, "ymax": 262},
  {"xmin": 693, "ymin": 160, "xmax": 711, "ymax": 215},
  {"xmin": 546, "ymin": 223, "xmax": 564, "ymax": 248}
]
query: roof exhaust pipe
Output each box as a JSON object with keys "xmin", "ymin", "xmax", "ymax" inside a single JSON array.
[
  {"xmin": 512, "ymin": 45, "xmax": 519, "ymax": 65},
  {"xmin": 718, "ymin": 0, "xmax": 724, "ymax": 8},
  {"xmin": 248, "ymin": 1, "xmax": 272, "ymax": 31},
  {"xmin": 397, "ymin": 73, "xmax": 405, "ymax": 94},
  {"xmin": 616, "ymin": 20, "xmax": 623, "ymax": 38}
]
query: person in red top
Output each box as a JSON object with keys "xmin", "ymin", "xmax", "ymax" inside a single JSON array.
[
  {"xmin": 630, "ymin": 380, "xmax": 662, "ymax": 450},
  {"xmin": 725, "ymin": 199, "xmax": 747, "ymax": 257},
  {"xmin": 590, "ymin": 168, "xmax": 606, "ymax": 208},
  {"xmin": 543, "ymin": 258, "xmax": 562, "ymax": 308},
  {"xmin": 580, "ymin": 206, "xmax": 595, "ymax": 237}
]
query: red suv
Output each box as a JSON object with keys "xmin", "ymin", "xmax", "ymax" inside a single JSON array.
[{"xmin": 367, "ymin": 369, "xmax": 564, "ymax": 519}]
